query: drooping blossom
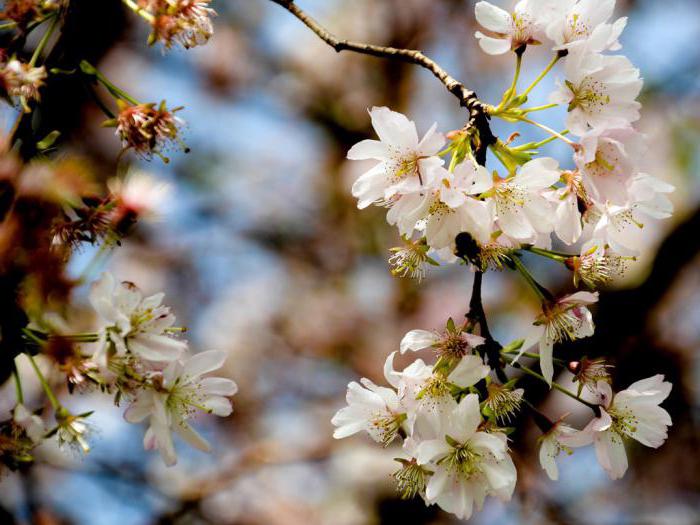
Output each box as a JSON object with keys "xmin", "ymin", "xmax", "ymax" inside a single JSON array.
[
  {"xmin": 414, "ymin": 394, "xmax": 516, "ymax": 519},
  {"xmin": 518, "ymin": 291, "xmax": 598, "ymax": 384},
  {"xmin": 566, "ymin": 241, "xmax": 628, "ymax": 289},
  {"xmin": 89, "ymin": 272, "xmax": 188, "ymax": 368},
  {"xmin": 568, "ymin": 376, "xmax": 672, "ymax": 480},
  {"xmin": 124, "ymin": 350, "xmax": 237, "ymax": 466},
  {"xmin": 538, "ymin": 418, "xmax": 578, "ymax": 480},
  {"xmin": 110, "ymin": 99, "xmax": 186, "ymax": 159},
  {"xmin": 142, "ymin": 0, "xmax": 217, "ymax": 50},
  {"xmin": 348, "ymin": 106, "xmax": 444, "ymax": 208},
  {"xmin": 0, "ymin": 59, "xmax": 47, "ymax": 111}
]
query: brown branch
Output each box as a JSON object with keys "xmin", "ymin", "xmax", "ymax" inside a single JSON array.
[{"xmin": 267, "ymin": 1, "xmax": 492, "ymax": 128}]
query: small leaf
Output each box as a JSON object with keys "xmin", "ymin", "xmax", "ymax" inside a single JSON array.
[{"xmin": 36, "ymin": 130, "xmax": 61, "ymax": 151}]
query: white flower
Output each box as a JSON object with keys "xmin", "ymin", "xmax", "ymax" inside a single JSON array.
[
  {"xmin": 569, "ymin": 376, "xmax": 672, "ymax": 480},
  {"xmin": 107, "ymin": 170, "xmax": 173, "ymax": 223},
  {"xmin": 348, "ymin": 107, "xmax": 444, "ymax": 208},
  {"xmin": 124, "ymin": 350, "xmax": 237, "ymax": 466},
  {"xmin": 518, "ymin": 291, "xmax": 598, "ymax": 385},
  {"xmin": 386, "ymin": 161, "xmax": 494, "ymax": 248},
  {"xmin": 13, "ymin": 404, "xmax": 45, "ymax": 443},
  {"xmin": 545, "ymin": 0, "xmax": 627, "ymax": 53},
  {"xmin": 586, "ymin": 175, "xmax": 674, "ymax": 255},
  {"xmin": 89, "ymin": 272, "xmax": 187, "ymax": 367},
  {"xmin": 567, "ymin": 241, "xmax": 628, "ymax": 288},
  {"xmin": 487, "ymin": 157, "xmax": 561, "ymax": 243},
  {"xmin": 551, "ymin": 51, "xmax": 643, "ymax": 135},
  {"xmin": 538, "ymin": 419, "xmax": 578, "ymax": 480},
  {"xmin": 547, "ymin": 170, "xmax": 587, "ymax": 245},
  {"xmin": 474, "ymin": 0, "xmax": 561, "ymax": 55},
  {"xmin": 332, "ymin": 365, "xmax": 406, "ymax": 447},
  {"xmin": 400, "ymin": 323, "xmax": 485, "ymax": 358},
  {"xmin": 575, "ymin": 125, "xmax": 645, "ymax": 205},
  {"xmin": 415, "ymin": 394, "xmax": 516, "ymax": 519}
]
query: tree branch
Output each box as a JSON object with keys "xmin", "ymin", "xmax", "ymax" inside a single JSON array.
[
  {"xmin": 467, "ymin": 271, "xmax": 508, "ymax": 383},
  {"xmin": 267, "ymin": 0, "xmax": 495, "ymax": 153}
]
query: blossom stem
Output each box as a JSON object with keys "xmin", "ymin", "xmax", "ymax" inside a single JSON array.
[
  {"xmin": 0, "ymin": 21, "xmax": 17, "ymax": 30},
  {"xmin": 512, "ymin": 130, "xmax": 570, "ymax": 151},
  {"xmin": 511, "ymin": 361, "xmax": 598, "ymax": 412},
  {"xmin": 497, "ymin": 52, "xmax": 522, "ymax": 111},
  {"xmin": 510, "ymin": 255, "xmax": 554, "ymax": 302},
  {"xmin": 527, "ymin": 246, "xmax": 568, "ymax": 262},
  {"xmin": 521, "ymin": 54, "xmax": 561, "ymax": 97},
  {"xmin": 122, "ymin": 0, "xmax": 156, "ymax": 23},
  {"xmin": 79, "ymin": 60, "xmax": 141, "ymax": 106},
  {"xmin": 515, "ymin": 116, "xmax": 576, "ymax": 147},
  {"xmin": 501, "ymin": 348, "xmax": 565, "ymax": 366},
  {"xmin": 12, "ymin": 361, "xmax": 24, "ymax": 404},
  {"xmin": 29, "ymin": 12, "xmax": 60, "ymax": 67},
  {"xmin": 522, "ymin": 103, "xmax": 559, "ymax": 114},
  {"xmin": 26, "ymin": 353, "xmax": 62, "ymax": 412}
]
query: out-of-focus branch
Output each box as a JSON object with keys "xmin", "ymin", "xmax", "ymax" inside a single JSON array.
[{"xmin": 267, "ymin": 0, "xmax": 496, "ymax": 160}]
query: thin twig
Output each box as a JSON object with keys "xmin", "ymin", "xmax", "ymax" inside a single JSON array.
[{"xmin": 268, "ymin": 0, "xmax": 497, "ymax": 159}]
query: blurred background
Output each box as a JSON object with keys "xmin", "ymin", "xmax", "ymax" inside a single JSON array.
[{"xmin": 0, "ymin": 0, "xmax": 699, "ymax": 523}]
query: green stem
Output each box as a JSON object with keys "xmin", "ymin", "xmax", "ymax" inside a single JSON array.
[
  {"xmin": 522, "ymin": 103, "xmax": 559, "ymax": 113},
  {"xmin": 498, "ymin": 52, "xmax": 522, "ymax": 110},
  {"xmin": 501, "ymin": 348, "xmax": 565, "ymax": 366},
  {"xmin": 80, "ymin": 60, "xmax": 140, "ymax": 106},
  {"xmin": 0, "ymin": 21, "xmax": 17, "ymax": 30},
  {"xmin": 122, "ymin": 0, "xmax": 156, "ymax": 23},
  {"xmin": 522, "ymin": 54, "xmax": 561, "ymax": 97},
  {"xmin": 516, "ymin": 116, "xmax": 576, "ymax": 146},
  {"xmin": 26, "ymin": 353, "xmax": 61, "ymax": 411},
  {"xmin": 512, "ymin": 130, "xmax": 570, "ymax": 151},
  {"xmin": 528, "ymin": 246, "xmax": 568, "ymax": 262},
  {"xmin": 510, "ymin": 255, "xmax": 553, "ymax": 302},
  {"xmin": 12, "ymin": 361, "xmax": 24, "ymax": 404},
  {"xmin": 29, "ymin": 13, "xmax": 60, "ymax": 67},
  {"xmin": 514, "ymin": 361, "xmax": 598, "ymax": 412}
]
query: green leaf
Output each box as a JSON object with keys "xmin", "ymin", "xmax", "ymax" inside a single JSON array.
[{"xmin": 36, "ymin": 130, "xmax": 60, "ymax": 151}]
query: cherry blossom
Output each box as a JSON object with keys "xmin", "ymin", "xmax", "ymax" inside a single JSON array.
[
  {"xmin": 89, "ymin": 272, "xmax": 188, "ymax": 368},
  {"xmin": 348, "ymin": 106, "xmax": 444, "ymax": 209},
  {"xmin": 545, "ymin": 0, "xmax": 627, "ymax": 53},
  {"xmin": 569, "ymin": 376, "xmax": 672, "ymax": 479},
  {"xmin": 124, "ymin": 350, "xmax": 237, "ymax": 466},
  {"xmin": 414, "ymin": 394, "xmax": 516, "ymax": 519},
  {"xmin": 551, "ymin": 51, "xmax": 643, "ymax": 135}
]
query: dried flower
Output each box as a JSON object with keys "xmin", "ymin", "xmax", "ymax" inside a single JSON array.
[
  {"xmin": 0, "ymin": 59, "xmax": 47, "ymax": 112},
  {"xmin": 484, "ymin": 383, "xmax": 524, "ymax": 423},
  {"xmin": 107, "ymin": 99, "xmax": 186, "ymax": 161},
  {"xmin": 569, "ymin": 356, "xmax": 612, "ymax": 396}
]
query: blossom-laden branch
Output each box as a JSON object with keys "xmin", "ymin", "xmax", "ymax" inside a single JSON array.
[{"xmin": 267, "ymin": 0, "xmax": 496, "ymax": 161}]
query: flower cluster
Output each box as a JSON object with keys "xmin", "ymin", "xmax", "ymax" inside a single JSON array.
[
  {"xmin": 5, "ymin": 273, "xmax": 236, "ymax": 468},
  {"xmin": 337, "ymin": 0, "xmax": 676, "ymax": 520}
]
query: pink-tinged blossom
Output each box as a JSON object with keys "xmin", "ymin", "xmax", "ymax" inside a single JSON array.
[
  {"xmin": 487, "ymin": 157, "xmax": 561, "ymax": 244},
  {"xmin": 551, "ymin": 51, "xmax": 643, "ymax": 135},
  {"xmin": 575, "ymin": 125, "xmax": 645, "ymax": 205},
  {"xmin": 545, "ymin": 0, "xmax": 627, "ymax": 53},
  {"xmin": 124, "ymin": 350, "xmax": 237, "ymax": 466},
  {"xmin": 566, "ymin": 376, "xmax": 672, "ymax": 480},
  {"xmin": 474, "ymin": 0, "xmax": 562, "ymax": 55},
  {"xmin": 348, "ymin": 106, "xmax": 444, "ymax": 209}
]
